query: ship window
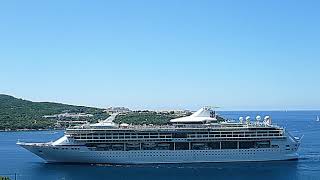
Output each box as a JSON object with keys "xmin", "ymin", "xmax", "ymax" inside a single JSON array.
[
  {"xmin": 210, "ymin": 132, "xmax": 220, "ymax": 135},
  {"xmin": 221, "ymin": 141, "xmax": 237, "ymax": 149},
  {"xmin": 175, "ymin": 142, "xmax": 189, "ymax": 150},
  {"xmin": 208, "ymin": 142, "xmax": 220, "ymax": 149},
  {"xmin": 131, "ymin": 135, "xmax": 137, "ymax": 138},
  {"xmin": 173, "ymin": 133, "xmax": 187, "ymax": 138},
  {"xmin": 239, "ymin": 141, "xmax": 255, "ymax": 149},
  {"xmin": 256, "ymin": 141, "xmax": 271, "ymax": 148}
]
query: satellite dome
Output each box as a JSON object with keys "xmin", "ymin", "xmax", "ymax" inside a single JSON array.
[
  {"xmin": 239, "ymin": 117, "xmax": 244, "ymax": 123},
  {"xmin": 256, "ymin": 116, "xmax": 261, "ymax": 121}
]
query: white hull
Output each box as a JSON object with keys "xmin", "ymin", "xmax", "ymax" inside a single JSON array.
[{"xmin": 20, "ymin": 144, "xmax": 298, "ymax": 164}]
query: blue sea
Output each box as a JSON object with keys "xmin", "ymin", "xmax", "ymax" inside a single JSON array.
[{"xmin": 1, "ymin": 111, "xmax": 320, "ymax": 180}]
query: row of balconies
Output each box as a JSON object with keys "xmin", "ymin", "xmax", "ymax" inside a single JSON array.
[
  {"xmin": 66, "ymin": 127, "xmax": 282, "ymax": 134},
  {"xmin": 67, "ymin": 130, "xmax": 282, "ymax": 136},
  {"xmin": 71, "ymin": 133, "xmax": 284, "ymax": 141},
  {"xmin": 69, "ymin": 131, "xmax": 282, "ymax": 139}
]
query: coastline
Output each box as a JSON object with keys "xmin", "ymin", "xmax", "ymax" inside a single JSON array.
[{"xmin": 0, "ymin": 128, "xmax": 65, "ymax": 132}]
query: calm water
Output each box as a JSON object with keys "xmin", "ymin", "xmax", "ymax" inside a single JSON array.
[{"xmin": 1, "ymin": 111, "xmax": 320, "ymax": 180}]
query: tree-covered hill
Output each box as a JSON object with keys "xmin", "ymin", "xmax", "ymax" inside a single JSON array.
[
  {"xmin": 0, "ymin": 94, "xmax": 109, "ymax": 130},
  {"xmin": 114, "ymin": 111, "xmax": 184, "ymax": 125},
  {"xmin": 0, "ymin": 94, "xmax": 226, "ymax": 130}
]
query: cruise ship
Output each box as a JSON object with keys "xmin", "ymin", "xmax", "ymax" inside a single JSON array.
[{"xmin": 18, "ymin": 107, "xmax": 301, "ymax": 164}]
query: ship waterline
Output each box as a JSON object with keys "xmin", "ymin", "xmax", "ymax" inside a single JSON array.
[{"xmin": 18, "ymin": 107, "xmax": 301, "ymax": 164}]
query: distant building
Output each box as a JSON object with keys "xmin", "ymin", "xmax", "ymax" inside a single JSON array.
[
  {"xmin": 104, "ymin": 107, "xmax": 132, "ymax": 114},
  {"xmin": 43, "ymin": 113, "xmax": 94, "ymax": 119},
  {"xmin": 156, "ymin": 109, "xmax": 192, "ymax": 116}
]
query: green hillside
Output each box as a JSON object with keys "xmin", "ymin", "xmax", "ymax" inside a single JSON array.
[
  {"xmin": 114, "ymin": 111, "xmax": 184, "ymax": 125},
  {"xmin": 0, "ymin": 94, "xmax": 226, "ymax": 130},
  {"xmin": 0, "ymin": 94, "xmax": 109, "ymax": 130}
]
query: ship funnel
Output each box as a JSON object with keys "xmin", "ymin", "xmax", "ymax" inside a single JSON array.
[
  {"xmin": 191, "ymin": 107, "xmax": 214, "ymax": 118},
  {"xmin": 256, "ymin": 116, "xmax": 261, "ymax": 121}
]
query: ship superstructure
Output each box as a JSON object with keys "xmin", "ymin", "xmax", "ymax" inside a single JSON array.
[{"xmin": 18, "ymin": 107, "xmax": 301, "ymax": 164}]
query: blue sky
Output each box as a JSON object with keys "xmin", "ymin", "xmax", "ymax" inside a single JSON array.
[{"xmin": 0, "ymin": 0, "xmax": 319, "ymax": 110}]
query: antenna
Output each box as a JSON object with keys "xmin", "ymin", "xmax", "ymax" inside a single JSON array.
[{"xmin": 204, "ymin": 106, "xmax": 221, "ymax": 118}]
